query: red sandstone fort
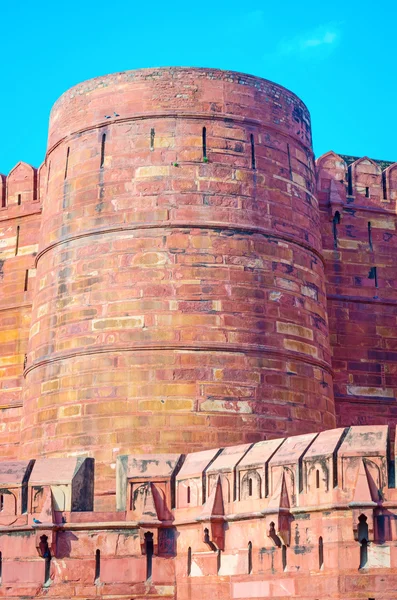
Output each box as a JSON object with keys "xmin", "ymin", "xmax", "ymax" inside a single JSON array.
[{"xmin": 0, "ymin": 67, "xmax": 396, "ymax": 599}]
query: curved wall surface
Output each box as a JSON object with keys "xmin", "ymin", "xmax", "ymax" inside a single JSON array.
[{"xmin": 21, "ymin": 68, "xmax": 335, "ymax": 477}]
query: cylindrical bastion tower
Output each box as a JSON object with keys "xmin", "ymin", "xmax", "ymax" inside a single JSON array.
[{"xmin": 21, "ymin": 68, "xmax": 335, "ymax": 475}]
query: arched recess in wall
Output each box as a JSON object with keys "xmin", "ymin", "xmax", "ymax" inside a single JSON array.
[
  {"xmin": 0, "ymin": 490, "xmax": 18, "ymax": 517},
  {"xmin": 358, "ymin": 514, "xmax": 369, "ymax": 570},
  {"xmin": 131, "ymin": 483, "xmax": 149, "ymax": 513},
  {"xmin": 183, "ymin": 479, "xmax": 198, "ymax": 506},
  {"xmin": 268, "ymin": 521, "xmax": 282, "ymax": 548},
  {"xmin": 241, "ymin": 470, "xmax": 261, "ymax": 500},
  {"xmin": 144, "ymin": 532, "xmax": 154, "ymax": 580}
]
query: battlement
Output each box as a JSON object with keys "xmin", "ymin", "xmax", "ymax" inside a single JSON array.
[
  {"xmin": 0, "ymin": 162, "xmax": 46, "ymax": 214},
  {"xmin": 0, "ymin": 426, "xmax": 394, "ymax": 598},
  {"xmin": 1, "ymin": 425, "xmax": 394, "ymax": 520},
  {"xmin": 316, "ymin": 151, "xmax": 397, "ymax": 210}
]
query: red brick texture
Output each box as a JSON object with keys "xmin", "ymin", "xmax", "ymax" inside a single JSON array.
[
  {"xmin": 317, "ymin": 151, "xmax": 397, "ymax": 433},
  {"xmin": 0, "ymin": 426, "xmax": 393, "ymax": 599},
  {"xmin": 0, "ymin": 67, "xmax": 397, "ymax": 599},
  {"xmin": 0, "ymin": 161, "xmax": 43, "ymax": 457},
  {"xmin": 21, "ymin": 68, "xmax": 335, "ymax": 473}
]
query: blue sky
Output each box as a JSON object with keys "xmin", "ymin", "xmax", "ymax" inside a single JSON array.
[{"xmin": 1, "ymin": 0, "xmax": 396, "ymax": 173}]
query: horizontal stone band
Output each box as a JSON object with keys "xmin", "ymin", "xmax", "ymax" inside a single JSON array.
[
  {"xmin": 24, "ymin": 341, "xmax": 333, "ymax": 377},
  {"xmin": 34, "ymin": 221, "xmax": 325, "ymax": 268}
]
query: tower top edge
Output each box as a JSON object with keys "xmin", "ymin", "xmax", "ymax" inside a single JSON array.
[{"xmin": 50, "ymin": 66, "xmax": 310, "ymax": 115}]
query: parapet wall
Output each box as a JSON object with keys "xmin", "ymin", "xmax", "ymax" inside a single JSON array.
[
  {"xmin": 0, "ymin": 425, "xmax": 395, "ymax": 599},
  {"xmin": 317, "ymin": 151, "xmax": 397, "ymax": 432}
]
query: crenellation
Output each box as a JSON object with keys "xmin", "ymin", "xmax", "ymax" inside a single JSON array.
[{"xmin": 0, "ymin": 427, "xmax": 394, "ymax": 596}]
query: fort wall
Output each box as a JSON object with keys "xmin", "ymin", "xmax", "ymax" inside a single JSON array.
[
  {"xmin": 0, "ymin": 67, "xmax": 396, "ymax": 598},
  {"xmin": 0, "ymin": 162, "xmax": 43, "ymax": 456},
  {"xmin": 0, "ymin": 426, "xmax": 393, "ymax": 599},
  {"xmin": 317, "ymin": 151, "xmax": 397, "ymax": 434}
]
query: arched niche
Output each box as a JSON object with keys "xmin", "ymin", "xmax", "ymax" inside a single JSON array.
[{"xmin": 241, "ymin": 470, "xmax": 262, "ymax": 500}]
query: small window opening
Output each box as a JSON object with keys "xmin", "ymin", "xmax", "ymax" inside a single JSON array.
[
  {"xmin": 286, "ymin": 143, "xmax": 293, "ymax": 180},
  {"xmin": 100, "ymin": 134, "xmax": 106, "ymax": 169},
  {"xmin": 358, "ymin": 514, "xmax": 369, "ymax": 569},
  {"xmin": 358, "ymin": 514, "xmax": 369, "ymax": 542},
  {"xmin": 282, "ymin": 545, "xmax": 287, "ymax": 571},
  {"xmin": 347, "ymin": 165, "xmax": 353, "ymax": 195},
  {"xmin": 202, "ymin": 127, "xmax": 207, "ymax": 159},
  {"xmin": 359, "ymin": 539, "xmax": 368, "ymax": 569},
  {"xmin": 40, "ymin": 535, "xmax": 51, "ymax": 586},
  {"xmin": 248, "ymin": 541, "xmax": 252, "ymax": 574},
  {"xmin": 382, "ymin": 171, "xmax": 387, "ymax": 200},
  {"xmin": 0, "ymin": 496, "xmax": 3, "ymax": 512},
  {"xmin": 0, "ymin": 551, "xmax": 2, "ymax": 584},
  {"xmin": 44, "ymin": 555, "xmax": 51, "ymax": 586},
  {"xmin": 318, "ymin": 536, "xmax": 324, "ymax": 569},
  {"xmin": 24, "ymin": 270, "xmax": 29, "ymax": 292},
  {"xmin": 217, "ymin": 549, "xmax": 222, "ymax": 574},
  {"xmin": 17, "ymin": 194, "xmax": 21, "ymax": 206},
  {"xmin": 145, "ymin": 532, "xmax": 154, "ymax": 580},
  {"xmin": 316, "ymin": 469, "xmax": 320, "ymax": 489},
  {"xmin": 368, "ymin": 222, "xmax": 373, "ymax": 250},
  {"xmin": 332, "ymin": 211, "xmax": 340, "ymax": 249},
  {"xmin": 46, "ymin": 161, "xmax": 51, "ymax": 194},
  {"xmin": 269, "ymin": 521, "xmax": 281, "ymax": 547},
  {"xmin": 248, "ymin": 478, "xmax": 253, "ymax": 497},
  {"xmin": 0, "ymin": 185, "xmax": 5, "ymax": 208},
  {"xmin": 187, "ymin": 486, "xmax": 191, "ymax": 504},
  {"xmin": 250, "ymin": 134, "xmax": 256, "ymax": 170},
  {"xmin": 64, "ymin": 147, "xmax": 70, "ymax": 180},
  {"xmin": 368, "ymin": 266, "xmax": 378, "ymax": 288},
  {"xmin": 15, "ymin": 226, "xmax": 20, "ymax": 256},
  {"xmin": 95, "ymin": 549, "xmax": 100, "ymax": 583},
  {"xmin": 150, "ymin": 128, "xmax": 155, "ymax": 151},
  {"xmin": 187, "ymin": 547, "xmax": 192, "ymax": 576},
  {"xmin": 365, "ymin": 187, "xmax": 370, "ymax": 198}
]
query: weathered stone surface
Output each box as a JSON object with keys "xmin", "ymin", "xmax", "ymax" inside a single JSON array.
[
  {"xmin": 317, "ymin": 151, "xmax": 397, "ymax": 433},
  {"xmin": 0, "ymin": 428, "xmax": 392, "ymax": 597},
  {"xmin": 0, "ymin": 67, "xmax": 396, "ymax": 598}
]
